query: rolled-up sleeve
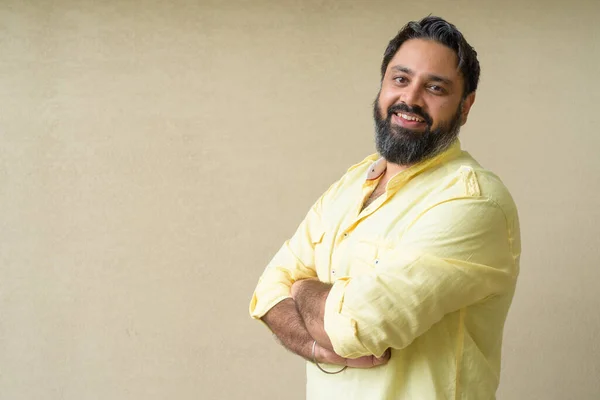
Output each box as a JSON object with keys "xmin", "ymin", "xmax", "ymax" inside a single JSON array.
[
  {"xmin": 249, "ymin": 197, "xmax": 326, "ymax": 320},
  {"xmin": 324, "ymin": 197, "xmax": 519, "ymax": 358}
]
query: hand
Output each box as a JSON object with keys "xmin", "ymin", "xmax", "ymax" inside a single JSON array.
[{"xmin": 315, "ymin": 342, "xmax": 391, "ymax": 369}]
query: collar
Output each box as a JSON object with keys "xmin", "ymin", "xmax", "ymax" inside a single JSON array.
[{"xmin": 365, "ymin": 139, "xmax": 463, "ymax": 185}]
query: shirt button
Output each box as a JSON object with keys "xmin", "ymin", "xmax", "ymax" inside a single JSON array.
[
  {"xmin": 343, "ymin": 233, "xmax": 348, "ymax": 237},
  {"xmin": 332, "ymin": 270, "xmax": 336, "ymax": 275},
  {"xmin": 375, "ymin": 259, "xmax": 379, "ymax": 265}
]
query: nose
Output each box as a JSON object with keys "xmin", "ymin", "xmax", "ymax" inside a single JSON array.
[{"xmin": 401, "ymin": 84, "xmax": 425, "ymax": 109}]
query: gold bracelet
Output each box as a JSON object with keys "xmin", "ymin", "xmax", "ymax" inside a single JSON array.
[{"xmin": 312, "ymin": 340, "xmax": 347, "ymax": 375}]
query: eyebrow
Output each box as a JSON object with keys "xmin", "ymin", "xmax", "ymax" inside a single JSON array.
[{"xmin": 390, "ymin": 65, "xmax": 454, "ymax": 86}]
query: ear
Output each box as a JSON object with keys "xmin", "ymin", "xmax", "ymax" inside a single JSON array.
[{"xmin": 460, "ymin": 92, "xmax": 476, "ymax": 126}]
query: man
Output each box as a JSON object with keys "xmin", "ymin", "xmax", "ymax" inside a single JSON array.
[{"xmin": 249, "ymin": 15, "xmax": 520, "ymax": 400}]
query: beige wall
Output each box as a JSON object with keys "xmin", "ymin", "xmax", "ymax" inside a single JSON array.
[{"xmin": 1, "ymin": 0, "xmax": 599, "ymax": 399}]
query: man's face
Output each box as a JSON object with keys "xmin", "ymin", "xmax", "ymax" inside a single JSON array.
[{"xmin": 374, "ymin": 38, "xmax": 475, "ymax": 165}]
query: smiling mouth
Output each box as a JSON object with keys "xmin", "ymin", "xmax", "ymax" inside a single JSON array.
[{"xmin": 395, "ymin": 112, "xmax": 425, "ymax": 123}]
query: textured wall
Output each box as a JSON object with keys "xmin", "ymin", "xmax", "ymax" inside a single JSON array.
[{"xmin": 1, "ymin": 0, "xmax": 599, "ymax": 399}]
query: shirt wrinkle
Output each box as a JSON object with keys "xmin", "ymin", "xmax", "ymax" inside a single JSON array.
[{"xmin": 250, "ymin": 140, "xmax": 520, "ymax": 400}]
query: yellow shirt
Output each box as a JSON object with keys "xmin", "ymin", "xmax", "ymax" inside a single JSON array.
[{"xmin": 250, "ymin": 141, "xmax": 521, "ymax": 400}]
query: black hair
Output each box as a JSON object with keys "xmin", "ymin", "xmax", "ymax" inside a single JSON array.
[{"xmin": 380, "ymin": 16, "xmax": 480, "ymax": 97}]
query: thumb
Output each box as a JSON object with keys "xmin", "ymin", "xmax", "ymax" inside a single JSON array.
[{"xmin": 373, "ymin": 348, "xmax": 391, "ymax": 365}]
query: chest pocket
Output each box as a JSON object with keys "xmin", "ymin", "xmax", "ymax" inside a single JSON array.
[{"xmin": 348, "ymin": 239, "xmax": 398, "ymax": 276}]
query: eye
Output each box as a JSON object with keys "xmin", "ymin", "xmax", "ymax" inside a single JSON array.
[
  {"xmin": 428, "ymin": 85, "xmax": 447, "ymax": 94},
  {"xmin": 393, "ymin": 76, "xmax": 408, "ymax": 85}
]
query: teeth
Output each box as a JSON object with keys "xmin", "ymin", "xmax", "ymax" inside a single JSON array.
[{"xmin": 398, "ymin": 113, "xmax": 423, "ymax": 122}]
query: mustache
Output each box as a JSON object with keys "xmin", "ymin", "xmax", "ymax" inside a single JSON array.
[{"xmin": 387, "ymin": 103, "xmax": 433, "ymax": 126}]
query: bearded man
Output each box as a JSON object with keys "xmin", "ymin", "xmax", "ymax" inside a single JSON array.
[{"xmin": 250, "ymin": 15, "xmax": 521, "ymax": 400}]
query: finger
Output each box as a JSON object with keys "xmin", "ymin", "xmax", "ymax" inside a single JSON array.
[
  {"xmin": 318, "ymin": 347, "xmax": 347, "ymax": 366},
  {"xmin": 346, "ymin": 355, "xmax": 379, "ymax": 368},
  {"xmin": 320, "ymin": 350, "xmax": 389, "ymax": 369},
  {"xmin": 379, "ymin": 348, "xmax": 391, "ymax": 360},
  {"xmin": 373, "ymin": 349, "xmax": 391, "ymax": 365}
]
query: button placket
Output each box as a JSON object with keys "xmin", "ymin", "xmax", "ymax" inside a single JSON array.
[{"xmin": 332, "ymin": 231, "xmax": 352, "ymax": 279}]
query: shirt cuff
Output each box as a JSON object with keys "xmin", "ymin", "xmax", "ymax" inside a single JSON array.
[
  {"xmin": 249, "ymin": 282, "xmax": 292, "ymax": 320},
  {"xmin": 323, "ymin": 277, "xmax": 371, "ymax": 358}
]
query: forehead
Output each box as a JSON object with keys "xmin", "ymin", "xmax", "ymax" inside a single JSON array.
[{"xmin": 387, "ymin": 38, "xmax": 461, "ymax": 81}]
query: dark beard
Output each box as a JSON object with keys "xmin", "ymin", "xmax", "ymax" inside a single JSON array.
[{"xmin": 373, "ymin": 97, "xmax": 463, "ymax": 165}]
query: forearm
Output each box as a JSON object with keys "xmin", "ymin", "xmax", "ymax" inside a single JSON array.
[
  {"xmin": 261, "ymin": 298, "xmax": 315, "ymax": 360},
  {"xmin": 292, "ymin": 280, "xmax": 334, "ymax": 351},
  {"xmin": 261, "ymin": 297, "xmax": 390, "ymax": 369}
]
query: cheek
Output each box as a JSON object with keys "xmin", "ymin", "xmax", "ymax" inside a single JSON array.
[
  {"xmin": 429, "ymin": 100, "xmax": 457, "ymax": 126},
  {"xmin": 378, "ymin": 89, "xmax": 399, "ymax": 115}
]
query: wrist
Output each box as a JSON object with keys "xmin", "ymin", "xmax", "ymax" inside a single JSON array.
[
  {"xmin": 313, "ymin": 341, "xmax": 330, "ymax": 364},
  {"xmin": 313, "ymin": 341, "xmax": 322, "ymax": 363}
]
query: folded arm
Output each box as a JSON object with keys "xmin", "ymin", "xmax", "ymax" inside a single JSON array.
[
  {"xmin": 261, "ymin": 298, "xmax": 314, "ymax": 359},
  {"xmin": 291, "ymin": 279, "xmax": 333, "ymax": 349},
  {"xmin": 250, "ymin": 188, "xmax": 389, "ymax": 367},
  {"xmin": 322, "ymin": 198, "xmax": 518, "ymax": 358},
  {"xmin": 261, "ymin": 298, "xmax": 389, "ymax": 368}
]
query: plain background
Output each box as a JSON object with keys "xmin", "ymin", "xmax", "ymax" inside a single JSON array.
[{"xmin": 1, "ymin": 0, "xmax": 599, "ymax": 399}]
